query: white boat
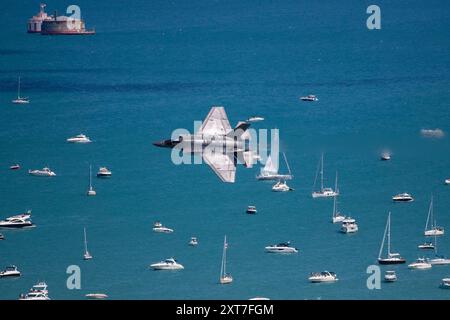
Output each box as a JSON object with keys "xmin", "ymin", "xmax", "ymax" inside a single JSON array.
[
  {"xmin": 0, "ymin": 265, "xmax": 21, "ymax": 277},
  {"xmin": 272, "ymin": 180, "xmax": 293, "ymax": 192},
  {"xmin": 256, "ymin": 152, "xmax": 293, "ymax": 181},
  {"xmin": 6, "ymin": 210, "xmax": 32, "ymax": 221},
  {"xmin": 83, "ymin": 227, "xmax": 93, "ymax": 260},
  {"xmin": 87, "ymin": 165, "xmax": 96, "ymax": 196},
  {"xmin": 67, "ymin": 134, "xmax": 91, "ymax": 143},
  {"xmin": 12, "ymin": 77, "xmax": 30, "ymax": 104},
  {"xmin": 378, "ymin": 212, "xmax": 406, "ymax": 265},
  {"xmin": 86, "ymin": 293, "xmax": 108, "ymax": 299},
  {"xmin": 331, "ymin": 173, "xmax": 345, "ymax": 223},
  {"xmin": 408, "ymin": 258, "xmax": 432, "ymax": 270},
  {"xmin": 308, "ymin": 271, "xmax": 338, "ymax": 283},
  {"xmin": 392, "ymin": 193, "xmax": 413, "ymax": 202},
  {"xmin": 380, "ymin": 152, "xmax": 391, "ymax": 161},
  {"xmin": 445, "ymin": 179, "xmax": 450, "ymax": 185},
  {"xmin": 97, "ymin": 167, "xmax": 112, "ymax": 178},
  {"xmin": 150, "ymin": 258, "xmax": 184, "ymax": 270},
  {"xmin": 246, "ymin": 116, "xmax": 264, "ymax": 122},
  {"xmin": 424, "ymin": 196, "xmax": 444, "ymax": 236},
  {"xmin": 384, "ymin": 270, "xmax": 397, "ymax": 282},
  {"xmin": 28, "ymin": 167, "xmax": 56, "ymax": 177},
  {"xmin": 418, "ymin": 242, "xmax": 435, "ymax": 250},
  {"xmin": 189, "ymin": 237, "xmax": 198, "ymax": 246},
  {"xmin": 219, "ymin": 235, "xmax": 233, "ymax": 284},
  {"xmin": 427, "ymin": 235, "xmax": 450, "ymax": 265},
  {"xmin": 152, "ymin": 221, "xmax": 174, "ymax": 233},
  {"xmin": 246, "ymin": 206, "xmax": 257, "ymax": 214},
  {"xmin": 10, "ymin": 164, "xmax": 20, "ymax": 170},
  {"xmin": 340, "ymin": 218, "xmax": 358, "ymax": 233},
  {"xmin": 19, "ymin": 282, "xmax": 50, "ymax": 300},
  {"xmin": 300, "ymin": 94, "xmax": 318, "ymax": 102},
  {"xmin": 0, "ymin": 217, "xmax": 34, "ymax": 229},
  {"xmin": 441, "ymin": 278, "xmax": 450, "ymax": 289},
  {"xmin": 421, "ymin": 128, "xmax": 444, "ymax": 138},
  {"xmin": 312, "ymin": 153, "xmax": 338, "ymax": 198},
  {"xmin": 265, "ymin": 241, "xmax": 298, "ymax": 254},
  {"xmin": 249, "ymin": 297, "xmax": 270, "ymax": 300}
]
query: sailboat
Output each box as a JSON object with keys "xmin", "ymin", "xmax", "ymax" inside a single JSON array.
[
  {"xmin": 332, "ymin": 172, "xmax": 345, "ymax": 223},
  {"xmin": 12, "ymin": 77, "xmax": 30, "ymax": 104},
  {"xmin": 83, "ymin": 227, "xmax": 93, "ymax": 260},
  {"xmin": 256, "ymin": 152, "xmax": 293, "ymax": 181},
  {"xmin": 219, "ymin": 235, "xmax": 232, "ymax": 284},
  {"xmin": 424, "ymin": 196, "xmax": 444, "ymax": 236},
  {"xmin": 312, "ymin": 153, "xmax": 338, "ymax": 198},
  {"xmin": 427, "ymin": 234, "xmax": 450, "ymax": 265},
  {"xmin": 378, "ymin": 212, "xmax": 406, "ymax": 264},
  {"xmin": 87, "ymin": 165, "xmax": 96, "ymax": 196}
]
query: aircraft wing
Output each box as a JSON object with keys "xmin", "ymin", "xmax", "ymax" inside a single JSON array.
[
  {"xmin": 198, "ymin": 106, "xmax": 232, "ymax": 136},
  {"xmin": 203, "ymin": 150, "xmax": 236, "ymax": 183}
]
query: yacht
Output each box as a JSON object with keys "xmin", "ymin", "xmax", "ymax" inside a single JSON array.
[
  {"xmin": 0, "ymin": 217, "xmax": 34, "ymax": 229},
  {"xmin": 12, "ymin": 77, "xmax": 30, "ymax": 104},
  {"xmin": 384, "ymin": 271, "xmax": 397, "ymax": 282},
  {"xmin": 308, "ymin": 271, "xmax": 338, "ymax": 283},
  {"xmin": 392, "ymin": 193, "xmax": 413, "ymax": 202},
  {"xmin": 19, "ymin": 282, "xmax": 50, "ymax": 300},
  {"xmin": 152, "ymin": 221, "xmax": 174, "ymax": 233},
  {"xmin": 272, "ymin": 180, "xmax": 293, "ymax": 192},
  {"xmin": 300, "ymin": 94, "xmax": 318, "ymax": 102},
  {"xmin": 427, "ymin": 235, "xmax": 450, "ymax": 265},
  {"xmin": 219, "ymin": 235, "xmax": 233, "ymax": 284},
  {"xmin": 423, "ymin": 197, "xmax": 444, "ymax": 236},
  {"xmin": 445, "ymin": 179, "xmax": 450, "ymax": 185},
  {"xmin": 6, "ymin": 210, "xmax": 32, "ymax": 221},
  {"xmin": 10, "ymin": 164, "xmax": 20, "ymax": 170},
  {"xmin": 340, "ymin": 218, "xmax": 358, "ymax": 233},
  {"xmin": 378, "ymin": 212, "xmax": 406, "ymax": 264},
  {"xmin": 312, "ymin": 153, "xmax": 338, "ymax": 198},
  {"xmin": 67, "ymin": 134, "xmax": 91, "ymax": 143},
  {"xmin": 265, "ymin": 242, "xmax": 298, "ymax": 254},
  {"xmin": 150, "ymin": 258, "xmax": 184, "ymax": 270},
  {"xmin": 87, "ymin": 165, "xmax": 96, "ymax": 196},
  {"xmin": 246, "ymin": 206, "xmax": 257, "ymax": 214},
  {"xmin": 256, "ymin": 152, "xmax": 293, "ymax": 181},
  {"xmin": 83, "ymin": 227, "xmax": 93, "ymax": 260},
  {"xmin": 97, "ymin": 167, "xmax": 112, "ymax": 178},
  {"xmin": 28, "ymin": 167, "xmax": 56, "ymax": 177},
  {"xmin": 0, "ymin": 265, "xmax": 21, "ymax": 277},
  {"xmin": 331, "ymin": 173, "xmax": 345, "ymax": 223},
  {"xmin": 380, "ymin": 152, "xmax": 391, "ymax": 161},
  {"xmin": 189, "ymin": 237, "xmax": 198, "ymax": 246},
  {"xmin": 246, "ymin": 116, "xmax": 264, "ymax": 122},
  {"xmin": 418, "ymin": 242, "xmax": 435, "ymax": 250},
  {"xmin": 440, "ymin": 278, "xmax": 450, "ymax": 289},
  {"xmin": 249, "ymin": 297, "xmax": 270, "ymax": 300},
  {"xmin": 408, "ymin": 258, "xmax": 432, "ymax": 270},
  {"xmin": 86, "ymin": 293, "xmax": 108, "ymax": 299}
]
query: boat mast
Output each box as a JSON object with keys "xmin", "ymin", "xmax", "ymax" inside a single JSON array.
[
  {"xmin": 320, "ymin": 153, "xmax": 324, "ymax": 191},
  {"xmin": 84, "ymin": 227, "xmax": 89, "ymax": 254},
  {"xmin": 89, "ymin": 165, "xmax": 92, "ymax": 190},
  {"xmin": 379, "ymin": 212, "xmax": 390, "ymax": 259},
  {"xmin": 387, "ymin": 212, "xmax": 391, "ymax": 256},
  {"xmin": 425, "ymin": 196, "xmax": 433, "ymax": 232},
  {"xmin": 17, "ymin": 76, "xmax": 21, "ymax": 99},
  {"xmin": 332, "ymin": 172, "xmax": 338, "ymax": 218},
  {"xmin": 283, "ymin": 152, "xmax": 292, "ymax": 176},
  {"xmin": 220, "ymin": 235, "xmax": 227, "ymax": 278}
]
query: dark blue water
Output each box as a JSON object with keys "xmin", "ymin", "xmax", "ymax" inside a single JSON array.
[{"xmin": 1, "ymin": 0, "xmax": 450, "ymax": 299}]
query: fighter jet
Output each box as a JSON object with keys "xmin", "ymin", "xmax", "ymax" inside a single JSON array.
[{"xmin": 153, "ymin": 106, "xmax": 255, "ymax": 183}]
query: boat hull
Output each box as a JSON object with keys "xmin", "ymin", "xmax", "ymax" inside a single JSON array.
[{"xmin": 378, "ymin": 259, "xmax": 406, "ymax": 265}]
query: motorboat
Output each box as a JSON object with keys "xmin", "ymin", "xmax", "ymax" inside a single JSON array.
[
  {"xmin": 6, "ymin": 210, "xmax": 32, "ymax": 221},
  {"xmin": 272, "ymin": 180, "xmax": 293, "ymax": 192},
  {"xmin": 66, "ymin": 134, "xmax": 91, "ymax": 143},
  {"xmin": 392, "ymin": 193, "xmax": 413, "ymax": 202},
  {"xmin": 152, "ymin": 221, "xmax": 174, "ymax": 233},
  {"xmin": 10, "ymin": 164, "xmax": 20, "ymax": 170},
  {"xmin": 87, "ymin": 165, "xmax": 96, "ymax": 196},
  {"xmin": 0, "ymin": 265, "xmax": 21, "ymax": 277},
  {"xmin": 423, "ymin": 197, "xmax": 444, "ymax": 236},
  {"xmin": 378, "ymin": 212, "xmax": 406, "ymax": 264},
  {"xmin": 418, "ymin": 242, "xmax": 435, "ymax": 250},
  {"xmin": 19, "ymin": 282, "xmax": 50, "ymax": 300},
  {"xmin": 97, "ymin": 167, "xmax": 112, "ymax": 178},
  {"xmin": 265, "ymin": 242, "xmax": 298, "ymax": 254},
  {"xmin": 256, "ymin": 152, "xmax": 293, "ymax": 181},
  {"xmin": 12, "ymin": 77, "xmax": 30, "ymax": 104},
  {"xmin": 340, "ymin": 218, "xmax": 358, "ymax": 233},
  {"xmin": 189, "ymin": 237, "xmax": 198, "ymax": 246},
  {"xmin": 249, "ymin": 297, "xmax": 270, "ymax": 300},
  {"xmin": 246, "ymin": 206, "xmax": 257, "ymax": 214},
  {"xmin": 219, "ymin": 235, "xmax": 233, "ymax": 284},
  {"xmin": 83, "ymin": 227, "xmax": 93, "ymax": 260},
  {"xmin": 28, "ymin": 167, "xmax": 56, "ymax": 177},
  {"xmin": 246, "ymin": 116, "xmax": 264, "ymax": 122},
  {"xmin": 384, "ymin": 270, "xmax": 397, "ymax": 282},
  {"xmin": 440, "ymin": 278, "xmax": 450, "ymax": 289},
  {"xmin": 421, "ymin": 128, "xmax": 444, "ymax": 138},
  {"xmin": 408, "ymin": 258, "xmax": 432, "ymax": 269},
  {"xmin": 308, "ymin": 271, "xmax": 338, "ymax": 283},
  {"xmin": 331, "ymin": 173, "xmax": 345, "ymax": 223},
  {"xmin": 30, "ymin": 282, "xmax": 48, "ymax": 294},
  {"xmin": 300, "ymin": 94, "xmax": 318, "ymax": 102},
  {"xmin": 0, "ymin": 217, "xmax": 34, "ymax": 229},
  {"xmin": 86, "ymin": 293, "xmax": 108, "ymax": 299},
  {"xmin": 380, "ymin": 152, "xmax": 391, "ymax": 161},
  {"xmin": 445, "ymin": 179, "xmax": 450, "ymax": 185},
  {"xmin": 312, "ymin": 153, "xmax": 338, "ymax": 198},
  {"xmin": 150, "ymin": 258, "xmax": 184, "ymax": 270}
]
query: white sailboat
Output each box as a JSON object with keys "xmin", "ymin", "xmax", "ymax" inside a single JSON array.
[
  {"xmin": 428, "ymin": 235, "xmax": 450, "ymax": 265},
  {"xmin": 12, "ymin": 76, "xmax": 30, "ymax": 104},
  {"xmin": 312, "ymin": 153, "xmax": 338, "ymax": 198},
  {"xmin": 378, "ymin": 212, "xmax": 406, "ymax": 264},
  {"xmin": 332, "ymin": 172, "xmax": 345, "ymax": 223},
  {"xmin": 256, "ymin": 152, "xmax": 293, "ymax": 181},
  {"xmin": 219, "ymin": 235, "xmax": 233, "ymax": 284},
  {"xmin": 424, "ymin": 196, "xmax": 444, "ymax": 236},
  {"xmin": 87, "ymin": 165, "xmax": 96, "ymax": 196},
  {"xmin": 83, "ymin": 227, "xmax": 93, "ymax": 260}
]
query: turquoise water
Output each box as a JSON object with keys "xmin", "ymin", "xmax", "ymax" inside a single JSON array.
[{"xmin": 1, "ymin": 0, "xmax": 450, "ymax": 299}]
